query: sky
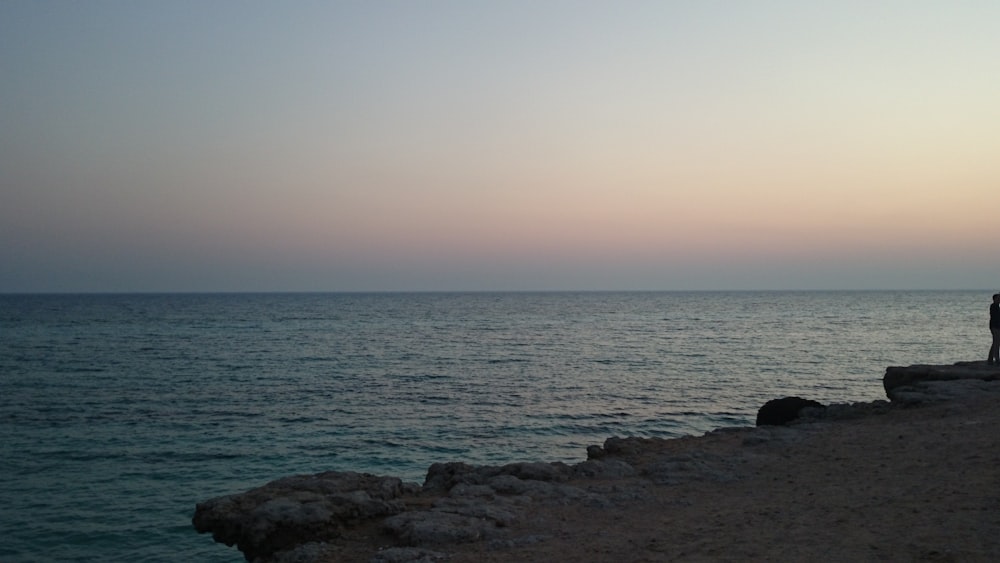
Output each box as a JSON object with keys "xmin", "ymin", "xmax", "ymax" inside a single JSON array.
[{"xmin": 1, "ymin": 1, "xmax": 998, "ymax": 292}]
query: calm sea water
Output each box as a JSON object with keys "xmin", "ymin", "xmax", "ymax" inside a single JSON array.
[{"xmin": 0, "ymin": 291, "xmax": 989, "ymax": 562}]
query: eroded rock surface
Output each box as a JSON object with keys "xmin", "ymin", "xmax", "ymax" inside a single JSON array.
[
  {"xmin": 192, "ymin": 471, "xmax": 411, "ymax": 561},
  {"xmin": 884, "ymin": 361, "xmax": 1000, "ymax": 404},
  {"xmin": 193, "ymin": 362, "xmax": 1000, "ymax": 562}
]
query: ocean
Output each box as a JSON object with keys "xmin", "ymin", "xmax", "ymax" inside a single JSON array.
[{"xmin": 0, "ymin": 291, "xmax": 990, "ymax": 562}]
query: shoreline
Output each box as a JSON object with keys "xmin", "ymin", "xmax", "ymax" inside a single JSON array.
[{"xmin": 194, "ymin": 362, "xmax": 1000, "ymax": 562}]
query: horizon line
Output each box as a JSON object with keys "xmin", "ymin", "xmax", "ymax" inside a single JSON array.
[{"xmin": 0, "ymin": 288, "xmax": 993, "ymax": 296}]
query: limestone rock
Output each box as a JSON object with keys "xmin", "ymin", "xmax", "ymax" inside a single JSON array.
[
  {"xmin": 422, "ymin": 461, "xmax": 573, "ymax": 494},
  {"xmin": 886, "ymin": 377, "xmax": 1000, "ymax": 405},
  {"xmin": 369, "ymin": 547, "xmax": 450, "ymax": 562},
  {"xmin": 262, "ymin": 541, "xmax": 339, "ymax": 563},
  {"xmin": 486, "ymin": 534, "xmax": 552, "ymax": 550},
  {"xmin": 383, "ymin": 510, "xmax": 502, "ymax": 545},
  {"xmin": 431, "ymin": 496, "xmax": 519, "ymax": 526},
  {"xmin": 486, "ymin": 474, "xmax": 589, "ymax": 502},
  {"xmin": 572, "ymin": 458, "xmax": 637, "ymax": 479},
  {"xmin": 594, "ymin": 436, "xmax": 658, "ymax": 457},
  {"xmin": 643, "ymin": 452, "xmax": 742, "ymax": 485},
  {"xmin": 192, "ymin": 471, "xmax": 408, "ymax": 561},
  {"xmin": 195, "ymin": 363, "xmax": 1000, "ymax": 561},
  {"xmin": 883, "ymin": 361, "xmax": 1000, "ymax": 402}
]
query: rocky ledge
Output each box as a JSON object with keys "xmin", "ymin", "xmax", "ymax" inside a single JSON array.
[
  {"xmin": 884, "ymin": 360, "xmax": 1000, "ymax": 403},
  {"xmin": 193, "ymin": 361, "xmax": 1000, "ymax": 563}
]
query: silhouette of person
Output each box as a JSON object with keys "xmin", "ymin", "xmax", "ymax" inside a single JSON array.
[{"xmin": 989, "ymin": 293, "xmax": 1000, "ymax": 366}]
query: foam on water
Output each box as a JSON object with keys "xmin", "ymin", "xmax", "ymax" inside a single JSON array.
[{"xmin": 0, "ymin": 291, "xmax": 988, "ymax": 561}]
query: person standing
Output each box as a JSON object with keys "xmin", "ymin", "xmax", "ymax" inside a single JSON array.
[{"xmin": 989, "ymin": 293, "xmax": 1000, "ymax": 366}]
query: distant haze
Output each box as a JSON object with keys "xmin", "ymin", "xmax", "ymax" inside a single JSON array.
[{"xmin": 2, "ymin": 1, "xmax": 997, "ymax": 292}]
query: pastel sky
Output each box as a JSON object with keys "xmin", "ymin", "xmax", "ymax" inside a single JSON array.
[{"xmin": 2, "ymin": 1, "xmax": 998, "ymax": 292}]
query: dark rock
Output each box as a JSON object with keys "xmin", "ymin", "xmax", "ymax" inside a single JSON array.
[
  {"xmin": 192, "ymin": 471, "xmax": 408, "ymax": 561},
  {"xmin": 422, "ymin": 461, "xmax": 574, "ymax": 495},
  {"xmin": 447, "ymin": 483, "xmax": 496, "ymax": 499},
  {"xmin": 643, "ymin": 452, "xmax": 742, "ymax": 485},
  {"xmin": 384, "ymin": 510, "xmax": 502, "ymax": 545},
  {"xmin": 755, "ymin": 396, "xmax": 825, "ymax": 426},
  {"xmin": 369, "ymin": 547, "xmax": 450, "ymax": 562},
  {"xmin": 572, "ymin": 459, "xmax": 637, "ymax": 479},
  {"xmin": 262, "ymin": 541, "xmax": 338, "ymax": 563},
  {"xmin": 883, "ymin": 362, "xmax": 1000, "ymax": 401},
  {"xmin": 804, "ymin": 400, "xmax": 893, "ymax": 420},
  {"xmin": 486, "ymin": 474, "xmax": 588, "ymax": 502},
  {"xmin": 431, "ymin": 496, "xmax": 519, "ymax": 526},
  {"xmin": 600, "ymin": 436, "xmax": 656, "ymax": 457},
  {"xmin": 886, "ymin": 378, "xmax": 1000, "ymax": 405},
  {"xmin": 487, "ymin": 534, "xmax": 552, "ymax": 550},
  {"xmin": 422, "ymin": 462, "xmax": 484, "ymax": 493}
]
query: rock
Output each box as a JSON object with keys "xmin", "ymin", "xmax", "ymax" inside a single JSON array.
[
  {"xmin": 643, "ymin": 452, "xmax": 742, "ymax": 485},
  {"xmin": 431, "ymin": 496, "xmax": 519, "ymax": 526},
  {"xmin": 498, "ymin": 461, "xmax": 571, "ymax": 483},
  {"xmin": 811, "ymin": 400, "xmax": 893, "ymax": 420},
  {"xmin": 883, "ymin": 362, "xmax": 1000, "ymax": 401},
  {"xmin": 572, "ymin": 459, "xmax": 637, "ymax": 479},
  {"xmin": 597, "ymin": 436, "xmax": 657, "ymax": 457},
  {"xmin": 422, "ymin": 461, "xmax": 574, "ymax": 494},
  {"xmin": 383, "ymin": 511, "xmax": 502, "ymax": 545},
  {"xmin": 447, "ymin": 483, "xmax": 496, "ymax": 499},
  {"xmin": 755, "ymin": 396, "xmax": 826, "ymax": 426},
  {"xmin": 198, "ymin": 363, "xmax": 1000, "ymax": 561},
  {"xmin": 383, "ymin": 465, "xmax": 583, "ymax": 548},
  {"xmin": 741, "ymin": 425, "xmax": 803, "ymax": 447},
  {"xmin": 422, "ymin": 462, "xmax": 485, "ymax": 493},
  {"xmin": 486, "ymin": 534, "xmax": 552, "ymax": 550},
  {"xmin": 369, "ymin": 547, "xmax": 450, "ymax": 562},
  {"xmin": 261, "ymin": 541, "xmax": 338, "ymax": 563},
  {"xmin": 486, "ymin": 474, "xmax": 589, "ymax": 502},
  {"xmin": 192, "ymin": 471, "xmax": 408, "ymax": 561},
  {"xmin": 886, "ymin": 378, "xmax": 1000, "ymax": 405}
]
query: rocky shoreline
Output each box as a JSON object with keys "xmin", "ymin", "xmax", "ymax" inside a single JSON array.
[{"xmin": 193, "ymin": 362, "xmax": 1000, "ymax": 562}]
